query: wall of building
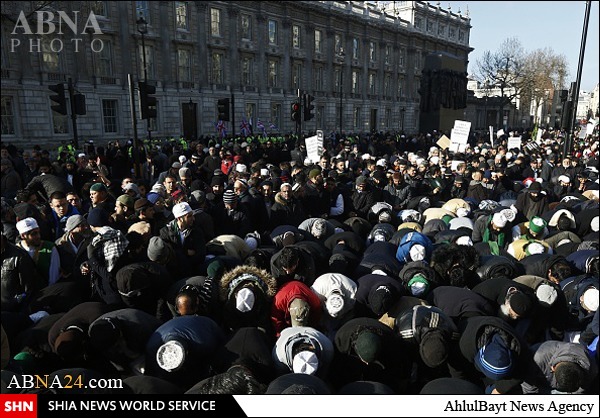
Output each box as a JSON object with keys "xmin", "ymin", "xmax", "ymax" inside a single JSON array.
[{"xmin": 1, "ymin": 1, "xmax": 472, "ymax": 148}]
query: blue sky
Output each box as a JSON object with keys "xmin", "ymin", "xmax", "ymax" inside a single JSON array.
[{"xmin": 449, "ymin": 1, "xmax": 599, "ymax": 92}]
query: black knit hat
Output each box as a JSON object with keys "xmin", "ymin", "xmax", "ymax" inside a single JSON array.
[
  {"xmin": 419, "ymin": 330, "xmax": 449, "ymax": 368},
  {"xmin": 368, "ymin": 285, "xmax": 397, "ymax": 316},
  {"xmin": 509, "ymin": 292, "xmax": 533, "ymax": 317}
]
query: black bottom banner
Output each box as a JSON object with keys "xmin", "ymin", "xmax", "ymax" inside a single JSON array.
[{"xmin": 35, "ymin": 395, "xmax": 247, "ymax": 418}]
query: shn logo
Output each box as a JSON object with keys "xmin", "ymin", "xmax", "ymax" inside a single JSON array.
[
  {"xmin": 4, "ymin": 401, "xmax": 33, "ymax": 412},
  {"xmin": 0, "ymin": 395, "xmax": 37, "ymax": 418}
]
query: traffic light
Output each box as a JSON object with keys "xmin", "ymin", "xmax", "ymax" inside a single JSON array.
[
  {"xmin": 49, "ymin": 84, "xmax": 67, "ymax": 115},
  {"xmin": 303, "ymin": 94, "xmax": 315, "ymax": 121},
  {"xmin": 291, "ymin": 101, "xmax": 301, "ymax": 123},
  {"xmin": 217, "ymin": 98, "xmax": 230, "ymax": 121},
  {"xmin": 139, "ymin": 81, "xmax": 157, "ymax": 119},
  {"xmin": 74, "ymin": 93, "xmax": 86, "ymax": 115}
]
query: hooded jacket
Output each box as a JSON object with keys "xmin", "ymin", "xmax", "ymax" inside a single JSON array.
[
  {"xmin": 332, "ymin": 317, "xmax": 408, "ymax": 392},
  {"xmin": 521, "ymin": 340, "xmax": 597, "ymax": 394},
  {"xmin": 476, "ymin": 255, "xmax": 521, "ymax": 282},
  {"xmin": 520, "ymin": 253, "xmax": 569, "ymax": 278},
  {"xmin": 354, "ymin": 273, "xmax": 405, "ymax": 318},
  {"xmin": 144, "ymin": 315, "xmax": 225, "ymax": 388},
  {"xmin": 395, "ymin": 304, "xmax": 460, "ymax": 345},
  {"xmin": 88, "ymin": 308, "xmax": 162, "ymax": 366},
  {"xmin": 219, "ymin": 265, "xmax": 278, "ymax": 333},
  {"xmin": 356, "ymin": 241, "xmax": 403, "ymax": 279},
  {"xmin": 456, "ymin": 315, "xmax": 529, "ymax": 393},
  {"xmin": 395, "ymin": 231, "xmax": 433, "ymax": 265},
  {"xmin": 427, "ymin": 286, "xmax": 496, "ymax": 324},
  {"xmin": 273, "ymin": 326, "xmax": 334, "ymax": 377},
  {"xmin": 398, "ymin": 260, "xmax": 440, "ymax": 297}
]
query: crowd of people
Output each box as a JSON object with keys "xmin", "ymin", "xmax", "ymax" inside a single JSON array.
[{"xmin": 1, "ymin": 126, "xmax": 598, "ymax": 395}]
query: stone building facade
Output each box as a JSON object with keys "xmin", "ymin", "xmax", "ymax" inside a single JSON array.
[{"xmin": 1, "ymin": 1, "xmax": 472, "ymax": 147}]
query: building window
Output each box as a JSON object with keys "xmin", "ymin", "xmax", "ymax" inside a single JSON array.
[
  {"xmin": 292, "ymin": 24, "xmax": 301, "ymax": 49},
  {"xmin": 399, "ymin": 48, "xmax": 405, "ymax": 68},
  {"xmin": 148, "ymin": 103, "xmax": 158, "ymax": 132},
  {"xmin": 414, "ymin": 77, "xmax": 420, "ymax": 97},
  {"xmin": 384, "ymin": 74, "xmax": 391, "ymax": 96},
  {"xmin": 211, "ymin": 52, "xmax": 223, "ymax": 84},
  {"xmin": 316, "ymin": 105, "xmax": 324, "ymax": 128},
  {"xmin": 90, "ymin": 1, "xmax": 108, "ymax": 17},
  {"xmin": 369, "ymin": 42, "xmax": 376, "ymax": 62},
  {"xmin": 42, "ymin": 38, "xmax": 61, "ymax": 72},
  {"xmin": 292, "ymin": 62, "xmax": 302, "ymax": 90},
  {"xmin": 458, "ymin": 30, "xmax": 465, "ymax": 42},
  {"xmin": 334, "ymin": 68, "xmax": 341, "ymax": 91},
  {"xmin": 415, "ymin": 17, "xmax": 422, "ymax": 29},
  {"xmin": 353, "ymin": 107, "xmax": 361, "ymax": 129},
  {"xmin": 210, "ymin": 8, "xmax": 221, "ymax": 37},
  {"xmin": 369, "ymin": 73, "xmax": 376, "ymax": 95},
  {"xmin": 270, "ymin": 104, "xmax": 280, "ymax": 131},
  {"xmin": 1, "ymin": 96, "xmax": 15, "ymax": 135},
  {"xmin": 178, "ymin": 49, "xmax": 191, "ymax": 82},
  {"xmin": 352, "ymin": 38, "xmax": 359, "ymax": 60},
  {"xmin": 314, "ymin": 29, "xmax": 322, "ymax": 53},
  {"xmin": 175, "ymin": 2, "xmax": 188, "ymax": 30},
  {"xmin": 385, "ymin": 108, "xmax": 391, "ymax": 128},
  {"xmin": 102, "ymin": 99, "xmax": 118, "ymax": 133},
  {"xmin": 385, "ymin": 44, "xmax": 392, "ymax": 65},
  {"xmin": 138, "ymin": 45, "xmax": 154, "ymax": 79},
  {"xmin": 136, "ymin": 1, "xmax": 149, "ymax": 23},
  {"xmin": 449, "ymin": 27, "xmax": 456, "ymax": 39},
  {"xmin": 245, "ymin": 103, "xmax": 256, "ymax": 124},
  {"xmin": 268, "ymin": 59, "xmax": 278, "ymax": 88},
  {"xmin": 314, "ymin": 66, "xmax": 323, "ymax": 91},
  {"xmin": 97, "ymin": 40, "xmax": 113, "ymax": 76},
  {"xmin": 398, "ymin": 76, "xmax": 404, "ymax": 98},
  {"xmin": 241, "ymin": 14, "xmax": 251, "ymax": 40},
  {"xmin": 268, "ymin": 20, "xmax": 277, "ymax": 45},
  {"xmin": 241, "ymin": 57, "xmax": 254, "ymax": 86},
  {"xmin": 334, "ymin": 34, "xmax": 342, "ymax": 54},
  {"xmin": 351, "ymin": 70, "xmax": 359, "ymax": 94},
  {"xmin": 438, "ymin": 24, "xmax": 446, "ymax": 36},
  {"xmin": 426, "ymin": 20, "xmax": 434, "ymax": 32},
  {"xmin": 414, "ymin": 51, "xmax": 421, "ymax": 71}
]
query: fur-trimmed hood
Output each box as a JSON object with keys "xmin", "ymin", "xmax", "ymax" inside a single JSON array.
[{"xmin": 219, "ymin": 265, "xmax": 278, "ymax": 302}]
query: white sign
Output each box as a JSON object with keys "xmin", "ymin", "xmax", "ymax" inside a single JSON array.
[
  {"xmin": 586, "ymin": 123, "xmax": 594, "ymax": 135},
  {"xmin": 450, "ymin": 120, "xmax": 471, "ymax": 144},
  {"xmin": 507, "ymin": 136, "xmax": 522, "ymax": 150},
  {"xmin": 305, "ymin": 135, "xmax": 320, "ymax": 163},
  {"xmin": 536, "ymin": 128, "xmax": 543, "ymax": 142},
  {"xmin": 316, "ymin": 130, "xmax": 324, "ymax": 156},
  {"xmin": 489, "ymin": 126, "xmax": 494, "ymax": 147},
  {"xmin": 497, "ymin": 129, "xmax": 505, "ymax": 138}
]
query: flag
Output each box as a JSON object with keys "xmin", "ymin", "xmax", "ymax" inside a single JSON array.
[
  {"xmin": 256, "ymin": 119, "xmax": 266, "ymax": 137},
  {"xmin": 215, "ymin": 120, "xmax": 227, "ymax": 138},
  {"xmin": 240, "ymin": 118, "xmax": 251, "ymax": 137},
  {"xmin": 269, "ymin": 121, "xmax": 277, "ymax": 131}
]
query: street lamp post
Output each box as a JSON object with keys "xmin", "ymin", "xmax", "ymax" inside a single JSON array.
[
  {"xmin": 338, "ymin": 50, "xmax": 345, "ymax": 135},
  {"xmin": 137, "ymin": 16, "xmax": 148, "ymax": 82},
  {"xmin": 136, "ymin": 15, "xmax": 151, "ymax": 145}
]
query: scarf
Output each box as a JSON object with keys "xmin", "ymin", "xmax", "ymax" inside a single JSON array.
[
  {"xmin": 91, "ymin": 226, "xmax": 129, "ymax": 272},
  {"xmin": 482, "ymin": 215, "xmax": 506, "ymax": 249}
]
